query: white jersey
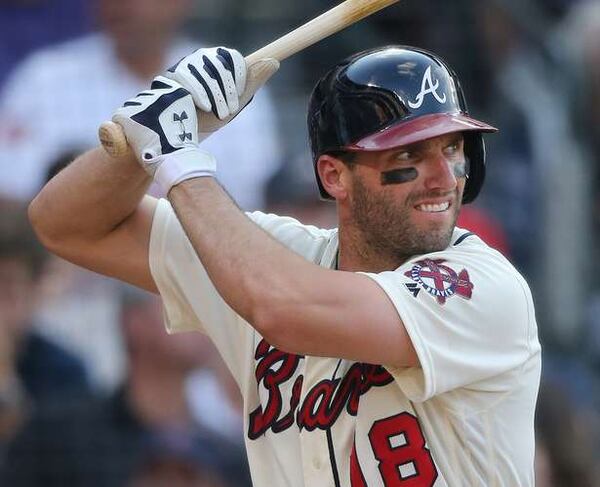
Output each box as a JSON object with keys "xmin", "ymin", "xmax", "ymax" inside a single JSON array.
[{"xmin": 150, "ymin": 199, "xmax": 541, "ymax": 487}]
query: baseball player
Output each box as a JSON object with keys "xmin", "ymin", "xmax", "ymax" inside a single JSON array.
[{"xmin": 30, "ymin": 45, "xmax": 541, "ymax": 486}]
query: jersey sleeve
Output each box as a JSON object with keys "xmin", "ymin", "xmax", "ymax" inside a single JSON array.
[
  {"xmin": 148, "ymin": 199, "xmax": 334, "ymax": 377},
  {"xmin": 361, "ymin": 237, "xmax": 540, "ymax": 402},
  {"xmin": 149, "ymin": 198, "xmax": 250, "ymax": 376}
]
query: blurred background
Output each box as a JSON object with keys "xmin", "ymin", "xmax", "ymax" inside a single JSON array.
[{"xmin": 0, "ymin": 0, "xmax": 599, "ymax": 485}]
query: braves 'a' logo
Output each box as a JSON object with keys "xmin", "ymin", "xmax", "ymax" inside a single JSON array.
[
  {"xmin": 407, "ymin": 65, "xmax": 447, "ymax": 109},
  {"xmin": 404, "ymin": 258, "xmax": 473, "ymax": 304}
]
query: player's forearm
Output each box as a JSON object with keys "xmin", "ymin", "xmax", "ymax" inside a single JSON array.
[
  {"xmin": 29, "ymin": 147, "xmax": 151, "ymax": 249},
  {"xmin": 168, "ymin": 178, "xmax": 319, "ymax": 341}
]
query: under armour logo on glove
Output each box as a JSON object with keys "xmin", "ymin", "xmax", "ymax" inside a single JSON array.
[
  {"xmin": 173, "ymin": 111, "xmax": 193, "ymax": 142},
  {"xmin": 173, "ymin": 111, "xmax": 189, "ymax": 122},
  {"xmin": 112, "ymin": 75, "xmax": 200, "ymax": 172}
]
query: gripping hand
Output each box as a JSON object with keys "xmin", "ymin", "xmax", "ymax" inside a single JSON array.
[
  {"xmin": 166, "ymin": 47, "xmax": 247, "ymax": 120},
  {"xmin": 164, "ymin": 47, "xmax": 279, "ymax": 134},
  {"xmin": 112, "ymin": 76, "xmax": 215, "ymax": 192}
]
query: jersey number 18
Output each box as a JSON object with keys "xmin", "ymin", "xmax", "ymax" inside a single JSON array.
[{"xmin": 351, "ymin": 412, "xmax": 438, "ymax": 486}]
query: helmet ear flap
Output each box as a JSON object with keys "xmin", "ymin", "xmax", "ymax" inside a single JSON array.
[{"xmin": 462, "ymin": 132, "xmax": 486, "ymax": 203}]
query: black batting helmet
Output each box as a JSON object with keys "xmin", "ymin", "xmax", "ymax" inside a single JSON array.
[{"xmin": 307, "ymin": 46, "xmax": 497, "ymax": 203}]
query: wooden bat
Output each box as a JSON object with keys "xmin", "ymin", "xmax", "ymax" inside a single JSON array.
[{"xmin": 98, "ymin": 0, "xmax": 400, "ymax": 158}]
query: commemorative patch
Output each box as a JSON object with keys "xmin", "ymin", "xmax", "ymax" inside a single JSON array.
[{"xmin": 404, "ymin": 258, "xmax": 473, "ymax": 305}]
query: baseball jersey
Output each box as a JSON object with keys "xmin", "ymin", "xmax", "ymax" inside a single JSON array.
[{"xmin": 149, "ymin": 199, "xmax": 541, "ymax": 487}]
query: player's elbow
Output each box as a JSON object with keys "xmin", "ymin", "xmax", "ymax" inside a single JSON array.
[
  {"xmin": 252, "ymin": 311, "xmax": 302, "ymax": 355},
  {"xmin": 28, "ymin": 193, "xmax": 62, "ymax": 252},
  {"xmin": 248, "ymin": 286, "xmax": 309, "ymax": 355},
  {"xmin": 247, "ymin": 301, "xmax": 286, "ymax": 348}
]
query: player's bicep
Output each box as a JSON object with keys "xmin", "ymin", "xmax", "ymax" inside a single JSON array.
[
  {"xmin": 330, "ymin": 272, "xmax": 420, "ymax": 368},
  {"xmin": 272, "ymin": 269, "xmax": 419, "ymax": 368},
  {"xmin": 64, "ymin": 196, "xmax": 158, "ymax": 293}
]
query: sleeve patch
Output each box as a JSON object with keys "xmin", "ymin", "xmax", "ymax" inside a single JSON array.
[{"xmin": 404, "ymin": 258, "xmax": 473, "ymax": 305}]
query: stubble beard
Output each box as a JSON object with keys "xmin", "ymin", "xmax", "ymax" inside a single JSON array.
[{"xmin": 350, "ymin": 176, "xmax": 460, "ymax": 267}]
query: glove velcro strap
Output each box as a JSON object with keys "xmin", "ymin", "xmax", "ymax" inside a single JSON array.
[{"xmin": 153, "ymin": 147, "xmax": 217, "ymax": 192}]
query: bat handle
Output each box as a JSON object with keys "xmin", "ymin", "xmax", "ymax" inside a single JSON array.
[{"xmin": 99, "ymin": 121, "xmax": 129, "ymax": 158}]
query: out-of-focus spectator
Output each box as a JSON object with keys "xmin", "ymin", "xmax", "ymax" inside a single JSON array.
[
  {"xmin": 128, "ymin": 430, "xmax": 234, "ymax": 487},
  {"xmin": 0, "ymin": 199, "xmax": 91, "ymax": 446},
  {"xmin": 0, "ymin": 0, "xmax": 282, "ymax": 390},
  {"xmin": 554, "ymin": 1, "xmax": 600, "ymax": 167},
  {"xmin": 2, "ymin": 287, "xmax": 251, "ymax": 487},
  {"xmin": 554, "ymin": 2, "xmax": 600, "ymax": 326},
  {"xmin": 471, "ymin": 0, "xmax": 592, "ymax": 347},
  {"xmin": 0, "ymin": 0, "xmax": 281, "ymax": 210},
  {"xmin": 0, "ymin": 0, "xmax": 92, "ymax": 89},
  {"xmin": 26, "ymin": 150, "xmax": 127, "ymax": 391}
]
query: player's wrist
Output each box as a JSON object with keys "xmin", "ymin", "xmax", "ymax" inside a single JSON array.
[{"xmin": 152, "ymin": 146, "xmax": 216, "ymax": 192}]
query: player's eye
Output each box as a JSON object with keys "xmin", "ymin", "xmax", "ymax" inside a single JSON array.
[
  {"xmin": 444, "ymin": 142, "xmax": 458, "ymax": 154},
  {"xmin": 444, "ymin": 140, "xmax": 464, "ymax": 160},
  {"xmin": 394, "ymin": 150, "xmax": 414, "ymax": 162}
]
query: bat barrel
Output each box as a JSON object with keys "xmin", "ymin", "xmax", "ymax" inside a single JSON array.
[{"xmin": 246, "ymin": 0, "xmax": 399, "ymax": 64}]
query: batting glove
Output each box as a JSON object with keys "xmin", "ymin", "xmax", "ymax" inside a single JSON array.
[
  {"xmin": 166, "ymin": 47, "xmax": 247, "ymax": 120},
  {"xmin": 112, "ymin": 76, "xmax": 216, "ymax": 192},
  {"xmin": 164, "ymin": 46, "xmax": 280, "ymax": 136}
]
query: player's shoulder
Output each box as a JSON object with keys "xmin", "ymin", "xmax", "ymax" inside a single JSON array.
[
  {"xmin": 445, "ymin": 227, "xmax": 515, "ymax": 266},
  {"xmin": 424, "ymin": 227, "xmax": 523, "ymax": 278},
  {"xmin": 248, "ymin": 210, "xmax": 335, "ymax": 240},
  {"xmin": 379, "ymin": 228, "xmax": 537, "ymax": 334},
  {"xmin": 248, "ymin": 211, "xmax": 337, "ymax": 263},
  {"xmin": 399, "ymin": 227, "xmax": 532, "ymax": 301}
]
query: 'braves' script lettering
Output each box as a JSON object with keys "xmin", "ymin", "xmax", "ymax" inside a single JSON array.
[
  {"xmin": 248, "ymin": 340, "xmax": 304, "ymax": 439},
  {"xmin": 247, "ymin": 340, "xmax": 393, "ymax": 440}
]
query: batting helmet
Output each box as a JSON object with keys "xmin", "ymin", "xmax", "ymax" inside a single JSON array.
[{"xmin": 307, "ymin": 46, "xmax": 497, "ymax": 203}]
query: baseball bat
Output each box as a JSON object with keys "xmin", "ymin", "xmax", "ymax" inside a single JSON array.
[{"xmin": 98, "ymin": 0, "xmax": 400, "ymax": 158}]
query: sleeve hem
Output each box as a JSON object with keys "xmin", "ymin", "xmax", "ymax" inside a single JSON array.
[
  {"xmin": 149, "ymin": 199, "xmax": 205, "ymax": 334},
  {"xmin": 359, "ymin": 271, "xmax": 435, "ymax": 402}
]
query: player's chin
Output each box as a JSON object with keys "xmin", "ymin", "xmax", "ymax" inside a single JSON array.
[
  {"xmin": 413, "ymin": 211, "xmax": 458, "ymax": 249},
  {"xmin": 412, "ymin": 206, "xmax": 458, "ymax": 232}
]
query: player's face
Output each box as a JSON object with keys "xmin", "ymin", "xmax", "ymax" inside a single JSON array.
[{"xmin": 346, "ymin": 133, "xmax": 466, "ymax": 264}]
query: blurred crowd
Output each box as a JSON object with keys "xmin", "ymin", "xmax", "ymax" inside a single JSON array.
[{"xmin": 0, "ymin": 0, "xmax": 599, "ymax": 485}]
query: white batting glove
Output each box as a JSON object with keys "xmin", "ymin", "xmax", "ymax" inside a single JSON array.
[
  {"xmin": 112, "ymin": 76, "xmax": 216, "ymax": 192},
  {"xmin": 164, "ymin": 46, "xmax": 280, "ymax": 136},
  {"xmin": 166, "ymin": 47, "xmax": 247, "ymax": 120}
]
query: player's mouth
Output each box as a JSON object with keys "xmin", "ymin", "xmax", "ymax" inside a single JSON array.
[{"xmin": 414, "ymin": 201, "xmax": 451, "ymax": 213}]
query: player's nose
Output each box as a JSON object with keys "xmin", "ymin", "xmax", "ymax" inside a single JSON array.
[{"xmin": 423, "ymin": 153, "xmax": 458, "ymax": 192}]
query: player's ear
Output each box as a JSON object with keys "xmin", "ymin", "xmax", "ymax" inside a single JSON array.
[{"xmin": 317, "ymin": 154, "xmax": 350, "ymax": 200}]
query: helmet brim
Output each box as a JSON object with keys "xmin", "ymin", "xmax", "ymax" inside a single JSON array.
[{"xmin": 344, "ymin": 113, "xmax": 498, "ymax": 151}]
